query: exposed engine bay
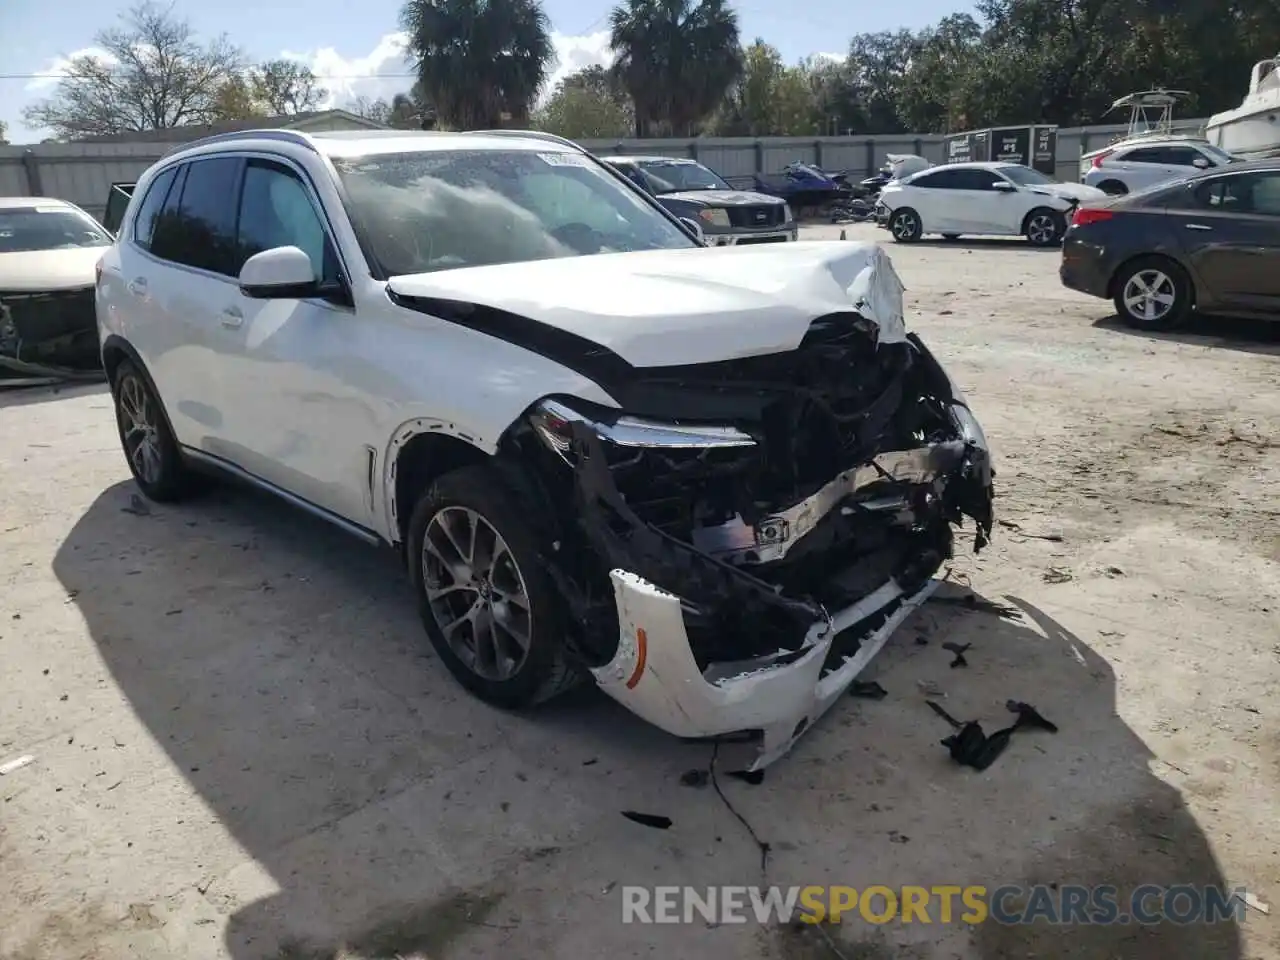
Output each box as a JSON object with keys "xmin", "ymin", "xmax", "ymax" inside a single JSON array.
[
  {"xmin": 0, "ymin": 287, "xmax": 104, "ymax": 385},
  {"xmin": 495, "ymin": 308, "xmax": 994, "ymax": 766}
]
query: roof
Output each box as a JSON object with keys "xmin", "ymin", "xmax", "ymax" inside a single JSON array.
[
  {"xmin": 606, "ymin": 156, "xmax": 700, "ymax": 164},
  {"xmin": 0, "ymin": 196, "xmax": 76, "ymax": 210},
  {"xmin": 935, "ymin": 161, "xmax": 1030, "ymax": 171},
  {"xmin": 71, "ymin": 109, "xmax": 388, "ymax": 144}
]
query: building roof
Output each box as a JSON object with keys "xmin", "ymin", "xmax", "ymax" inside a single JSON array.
[{"xmin": 72, "ymin": 109, "xmax": 388, "ymax": 144}]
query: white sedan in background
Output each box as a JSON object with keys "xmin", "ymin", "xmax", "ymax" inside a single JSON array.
[{"xmin": 877, "ymin": 162, "xmax": 1107, "ymax": 246}]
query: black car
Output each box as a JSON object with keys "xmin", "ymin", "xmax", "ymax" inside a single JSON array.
[{"xmin": 1060, "ymin": 159, "xmax": 1280, "ymax": 329}]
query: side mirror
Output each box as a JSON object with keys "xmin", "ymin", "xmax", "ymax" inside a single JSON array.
[
  {"xmin": 239, "ymin": 246, "xmax": 319, "ymax": 299},
  {"xmin": 991, "ymin": 181, "xmax": 1016, "ymax": 191},
  {"xmin": 679, "ymin": 217, "xmax": 705, "ymax": 245},
  {"xmin": 1192, "ymin": 157, "xmax": 1211, "ymax": 169}
]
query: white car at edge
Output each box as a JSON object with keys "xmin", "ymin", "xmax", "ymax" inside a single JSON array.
[
  {"xmin": 878, "ymin": 161, "xmax": 1107, "ymax": 246},
  {"xmin": 96, "ymin": 128, "xmax": 995, "ymax": 772}
]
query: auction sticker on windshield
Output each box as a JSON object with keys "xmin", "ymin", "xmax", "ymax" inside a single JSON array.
[{"xmin": 539, "ymin": 152, "xmax": 591, "ymax": 167}]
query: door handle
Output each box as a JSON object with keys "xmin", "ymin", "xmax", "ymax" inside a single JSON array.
[
  {"xmin": 219, "ymin": 307, "xmax": 244, "ymax": 328},
  {"xmin": 126, "ymin": 277, "xmax": 147, "ymax": 296},
  {"xmin": 1184, "ymin": 223, "xmax": 1212, "ymax": 231}
]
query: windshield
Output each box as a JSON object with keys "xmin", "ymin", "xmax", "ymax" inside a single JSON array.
[
  {"xmin": 998, "ymin": 165, "xmax": 1056, "ymax": 186},
  {"xmin": 333, "ymin": 149, "xmax": 697, "ymax": 276},
  {"xmin": 1201, "ymin": 144, "xmax": 1236, "ymax": 164},
  {"xmin": 0, "ymin": 206, "xmax": 112, "ymax": 253},
  {"xmin": 635, "ymin": 160, "xmax": 731, "ymax": 193}
]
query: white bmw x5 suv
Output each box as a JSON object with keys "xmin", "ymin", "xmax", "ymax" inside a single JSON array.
[{"xmin": 96, "ymin": 128, "xmax": 995, "ymax": 771}]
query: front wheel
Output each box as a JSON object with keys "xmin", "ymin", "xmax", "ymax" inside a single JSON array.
[
  {"xmin": 889, "ymin": 208, "xmax": 922, "ymax": 242},
  {"xmin": 407, "ymin": 464, "xmax": 581, "ymax": 708},
  {"xmin": 1112, "ymin": 257, "xmax": 1192, "ymax": 330},
  {"xmin": 1025, "ymin": 208, "xmax": 1066, "ymax": 247}
]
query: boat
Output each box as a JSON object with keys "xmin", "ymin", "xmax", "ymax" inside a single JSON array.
[{"xmin": 1205, "ymin": 55, "xmax": 1280, "ymax": 159}]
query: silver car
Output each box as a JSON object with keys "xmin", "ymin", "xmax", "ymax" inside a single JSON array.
[{"xmin": 1081, "ymin": 138, "xmax": 1237, "ymax": 196}]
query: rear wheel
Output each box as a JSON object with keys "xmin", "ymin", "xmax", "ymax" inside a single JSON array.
[
  {"xmin": 1112, "ymin": 257, "xmax": 1192, "ymax": 330},
  {"xmin": 1098, "ymin": 180, "xmax": 1128, "ymax": 196},
  {"xmin": 889, "ymin": 208, "xmax": 922, "ymax": 242},
  {"xmin": 407, "ymin": 464, "xmax": 581, "ymax": 708},
  {"xmin": 1024, "ymin": 208, "xmax": 1066, "ymax": 247},
  {"xmin": 111, "ymin": 359, "xmax": 198, "ymax": 502}
]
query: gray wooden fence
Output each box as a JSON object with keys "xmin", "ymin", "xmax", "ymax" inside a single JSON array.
[{"xmin": 1, "ymin": 119, "xmax": 1207, "ymax": 222}]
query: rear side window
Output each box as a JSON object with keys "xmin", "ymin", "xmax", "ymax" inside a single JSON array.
[
  {"xmin": 149, "ymin": 165, "xmax": 188, "ymax": 262},
  {"xmin": 1122, "ymin": 147, "xmax": 1165, "ymax": 164},
  {"xmin": 1164, "ymin": 146, "xmax": 1206, "ymax": 166},
  {"xmin": 132, "ymin": 167, "xmax": 177, "ymax": 250},
  {"xmin": 910, "ymin": 169, "xmax": 963, "ymax": 188},
  {"xmin": 160, "ymin": 157, "xmax": 244, "ymax": 275}
]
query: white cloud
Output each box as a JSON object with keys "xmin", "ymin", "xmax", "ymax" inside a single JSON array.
[
  {"xmin": 25, "ymin": 47, "xmax": 118, "ymax": 92},
  {"xmin": 281, "ymin": 29, "xmax": 615, "ymax": 112},
  {"xmin": 814, "ymin": 51, "xmax": 844, "ymax": 63}
]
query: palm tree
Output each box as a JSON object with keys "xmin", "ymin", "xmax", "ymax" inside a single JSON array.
[
  {"xmin": 400, "ymin": 0, "xmax": 553, "ymax": 130},
  {"xmin": 608, "ymin": 0, "xmax": 743, "ymax": 138}
]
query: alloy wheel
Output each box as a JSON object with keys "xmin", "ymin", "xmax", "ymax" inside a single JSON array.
[
  {"xmin": 892, "ymin": 212, "xmax": 918, "ymax": 240},
  {"xmin": 118, "ymin": 375, "xmax": 163, "ymax": 484},
  {"xmin": 1122, "ymin": 269, "xmax": 1176, "ymax": 324},
  {"xmin": 1028, "ymin": 214, "xmax": 1058, "ymax": 245},
  {"xmin": 422, "ymin": 506, "xmax": 532, "ymax": 682}
]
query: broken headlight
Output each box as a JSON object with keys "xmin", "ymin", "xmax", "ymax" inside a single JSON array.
[{"xmin": 529, "ymin": 398, "xmax": 756, "ymax": 462}]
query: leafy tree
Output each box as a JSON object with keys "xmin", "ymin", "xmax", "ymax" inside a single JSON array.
[
  {"xmin": 897, "ymin": 14, "xmax": 981, "ymax": 132},
  {"xmin": 386, "ymin": 82, "xmax": 437, "ymax": 129},
  {"xmin": 400, "ymin": 0, "xmax": 553, "ymax": 130},
  {"xmin": 21, "ymin": 2, "xmax": 245, "ymax": 139},
  {"xmin": 712, "ymin": 41, "xmax": 815, "ymax": 136},
  {"xmin": 534, "ymin": 66, "xmax": 632, "ymax": 139},
  {"xmin": 350, "ymin": 95, "xmax": 392, "ymax": 124},
  {"xmin": 804, "ymin": 57, "xmax": 864, "ymax": 135},
  {"xmin": 251, "ymin": 59, "xmax": 326, "ymax": 115},
  {"xmin": 609, "ymin": 0, "xmax": 742, "ymax": 137},
  {"xmin": 842, "ymin": 30, "xmax": 917, "ymax": 134}
]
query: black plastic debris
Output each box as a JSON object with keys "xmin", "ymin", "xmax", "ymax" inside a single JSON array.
[
  {"xmin": 849, "ymin": 680, "xmax": 888, "ymax": 700},
  {"xmin": 727, "ymin": 769, "xmax": 765, "ymax": 786},
  {"xmin": 942, "ymin": 641, "xmax": 971, "ymax": 668},
  {"xmin": 622, "ymin": 811, "xmax": 672, "ymax": 829},
  {"xmin": 680, "ymin": 769, "xmax": 710, "ymax": 788},
  {"xmin": 926, "ymin": 699, "xmax": 1058, "ymax": 771}
]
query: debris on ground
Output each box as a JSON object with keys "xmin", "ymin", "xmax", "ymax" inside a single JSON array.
[
  {"xmin": 621, "ymin": 811, "xmax": 672, "ymax": 830},
  {"xmin": 1043, "ymin": 567, "xmax": 1073, "ymax": 584},
  {"xmin": 0, "ymin": 754, "xmax": 35, "ymax": 775},
  {"xmin": 1103, "ymin": 565, "xmax": 1125, "ymax": 577},
  {"xmin": 917, "ymin": 679, "xmax": 946, "ymax": 698},
  {"xmin": 121, "ymin": 494, "xmax": 151, "ymax": 517},
  {"xmin": 849, "ymin": 680, "xmax": 888, "ymax": 700},
  {"xmin": 926, "ymin": 698, "xmax": 1058, "ymax": 771},
  {"xmin": 727, "ymin": 769, "xmax": 765, "ymax": 785},
  {"xmin": 679, "ymin": 769, "xmax": 710, "ymax": 788},
  {"xmin": 1237, "ymin": 891, "xmax": 1270, "ymax": 915},
  {"xmin": 928, "ymin": 592, "xmax": 1021, "ymax": 619},
  {"xmin": 942, "ymin": 641, "xmax": 971, "ymax": 668}
]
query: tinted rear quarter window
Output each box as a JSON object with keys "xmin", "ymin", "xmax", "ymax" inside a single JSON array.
[
  {"xmin": 911, "ymin": 169, "xmax": 962, "ymax": 188},
  {"xmin": 132, "ymin": 167, "xmax": 177, "ymax": 250},
  {"xmin": 164, "ymin": 157, "xmax": 244, "ymax": 275}
]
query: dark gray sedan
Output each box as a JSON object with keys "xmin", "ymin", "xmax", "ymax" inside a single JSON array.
[
  {"xmin": 604, "ymin": 156, "xmax": 798, "ymax": 246},
  {"xmin": 1061, "ymin": 159, "xmax": 1280, "ymax": 329}
]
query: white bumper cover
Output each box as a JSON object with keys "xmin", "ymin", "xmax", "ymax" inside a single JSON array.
[{"xmin": 590, "ymin": 569, "xmax": 941, "ymax": 771}]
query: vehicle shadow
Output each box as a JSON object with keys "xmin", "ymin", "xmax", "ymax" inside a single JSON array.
[
  {"xmin": 0, "ymin": 380, "xmax": 109, "ymax": 410},
  {"xmin": 1093, "ymin": 312, "xmax": 1280, "ymax": 356},
  {"xmin": 914, "ymin": 237, "xmax": 1059, "ymax": 251},
  {"xmin": 51, "ymin": 481, "xmax": 1244, "ymax": 960}
]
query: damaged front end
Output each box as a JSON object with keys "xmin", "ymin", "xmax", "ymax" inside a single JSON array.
[
  {"xmin": 0, "ymin": 287, "xmax": 104, "ymax": 386},
  {"xmin": 504, "ymin": 312, "xmax": 994, "ymax": 771}
]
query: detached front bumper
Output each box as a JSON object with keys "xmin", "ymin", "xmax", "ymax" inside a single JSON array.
[{"xmin": 593, "ymin": 569, "xmax": 940, "ymax": 770}]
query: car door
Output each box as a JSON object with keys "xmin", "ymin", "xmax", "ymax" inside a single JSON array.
[
  {"xmin": 1171, "ymin": 170, "xmax": 1280, "ymax": 312},
  {"xmin": 212, "ymin": 156, "xmax": 373, "ymax": 526},
  {"xmin": 898, "ymin": 169, "xmax": 964, "ymax": 232},
  {"xmin": 1112, "ymin": 146, "xmax": 1175, "ymax": 191},
  {"xmin": 953, "ymin": 168, "xmax": 1026, "ymax": 234},
  {"xmin": 130, "ymin": 158, "xmax": 246, "ymax": 449}
]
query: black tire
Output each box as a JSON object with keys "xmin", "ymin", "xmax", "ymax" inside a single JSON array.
[
  {"xmin": 407, "ymin": 464, "xmax": 581, "ymax": 709},
  {"xmin": 889, "ymin": 207, "xmax": 923, "ymax": 242},
  {"xmin": 111, "ymin": 359, "xmax": 198, "ymax": 502},
  {"xmin": 1111, "ymin": 256, "xmax": 1193, "ymax": 331},
  {"xmin": 1098, "ymin": 180, "xmax": 1128, "ymax": 196},
  {"xmin": 1024, "ymin": 207, "xmax": 1066, "ymax": 247}
]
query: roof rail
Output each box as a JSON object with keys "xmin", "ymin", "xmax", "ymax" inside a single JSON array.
[
  {"xmin": 162, "ymin": 128, "xmax": 318, "ymax": 159},
  {"xmin": 462, "ymin": 129, "xmax": 590, "ymax": 153}
]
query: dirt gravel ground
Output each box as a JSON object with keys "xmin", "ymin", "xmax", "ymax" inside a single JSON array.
[{"xmin": 2, "ymin": 223, "xmax": 1278, "ymax": 960}]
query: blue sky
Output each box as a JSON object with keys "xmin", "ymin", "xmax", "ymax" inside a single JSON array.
[{"xmin": 0, "ymin": 0, "xmax": 966, "ymax": 143}]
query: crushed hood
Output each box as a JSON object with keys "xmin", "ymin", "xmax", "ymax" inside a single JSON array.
[
  {"xmin": 1026, "ymin": 182, "xmax": 1108, "ymax": 204},
  {"xmin": 656, "ymin": 189, "xmax": 785, "ymax": 207},
  {"xmin": 386, "ymin": 241, "xmax": 907, "ymax": 368},
  {"xmin": 0, "ymin": 248, "xmax": 104, "ymax": 292}
]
